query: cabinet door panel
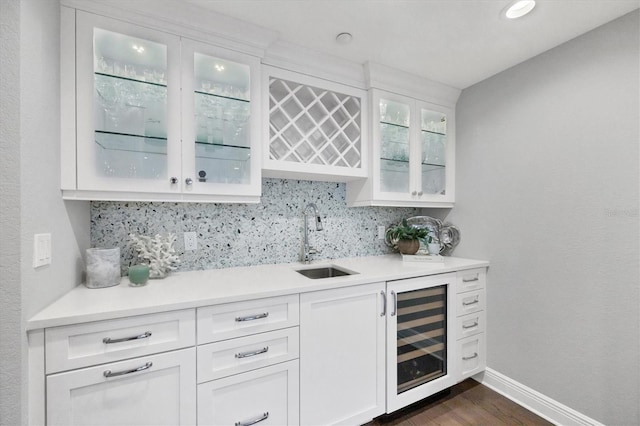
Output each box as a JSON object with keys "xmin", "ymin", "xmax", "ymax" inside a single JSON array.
[
  {"xmin": 300, "ymin": 282, "xmax": 385, "ymax": 425},
  {"xmin": 46, "ymin": 348, "xmax": 196, "ymax": 426},
  {"xmin": 75, "ymin": 11, "xmax": 182, "ymax": 193},
  {"xmin": 181, "ymin": 39, "xmax": 261, "ymax": 197},
  {"xmin": 197, "ymin": 360, "xmax": 299, "ymax": 426}
]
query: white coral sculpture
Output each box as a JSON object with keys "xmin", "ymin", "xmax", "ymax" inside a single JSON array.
[{"xmin": 129, "ymin": 233, "xmax": 181, "ymax": 279}]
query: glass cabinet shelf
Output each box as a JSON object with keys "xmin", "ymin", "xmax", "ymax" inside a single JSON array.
[
  {"xmin": 195, "ymin": 142, "xmax": 250, "ymax": 161},
  {"xmin": 422, "ymin": 129, "xmax": 445, "ymax": 136},
  {"xmin": 95, "ymin": 71, "xmax": 167, "ymax": 88},
  {"xmin": 380, "ymin": 120, "xmax": 410, "ymax": 130},
  {"xmin": 95, "ymin": 131, "xmax": 167, "ymax": 154},
  {"xmin": 194, "ymin": 90, "xmax": 249, "ymax": 104}
]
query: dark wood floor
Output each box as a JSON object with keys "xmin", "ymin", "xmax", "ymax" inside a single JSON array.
[{"xmin": 368, "ymin": 379, "xmax": 553, "ymax": 426}]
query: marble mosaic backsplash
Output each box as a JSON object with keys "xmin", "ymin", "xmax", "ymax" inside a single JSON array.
[{"xmin": 91, "ymin": 178, "xmax": 419, "ymax": 273}]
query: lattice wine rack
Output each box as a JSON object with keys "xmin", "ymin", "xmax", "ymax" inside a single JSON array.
[{"xmin": 268, "ymin": 78, "xmax": 362, "ymax": 168}]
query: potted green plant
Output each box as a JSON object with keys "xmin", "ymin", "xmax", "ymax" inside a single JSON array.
[{"xmin": 388, "ymin": 219, "xmax": 428, "ymax": 255}]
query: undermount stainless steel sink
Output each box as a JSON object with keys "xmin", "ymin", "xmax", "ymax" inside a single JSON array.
[{"xmin": 295, "ymin": 265, "xmax": 357, "ymax": 279}]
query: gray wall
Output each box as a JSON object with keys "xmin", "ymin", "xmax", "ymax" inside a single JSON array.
[
  {"xmin": 448, "ymin": 11, "xmax": 639, "ymax": 425},
  {"xmin": 0, "ymin": 1, "xmax": 90, "ymax": 424},
  {"xmin": 0, "ymin": 0, "xmax": 23, "ymax": 424}
]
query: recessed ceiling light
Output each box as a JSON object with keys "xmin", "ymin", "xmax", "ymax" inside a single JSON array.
[
  {"xmin": 335, "ymin": 32, "xmax": 353, "ymax": 45},
  {"xmin": 503, "ymin": 0, "xmax": 536, "ymax": 19}
]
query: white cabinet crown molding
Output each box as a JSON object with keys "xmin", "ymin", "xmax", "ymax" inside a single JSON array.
[
  {"xmin": 263, "ymin": 40, "xmax": 367, "ymax": 90},
  {"xmin": 61, "ymin": 0, "xmax": 278, "ymax": 58},
  {"xmin": 365, "ymin": 61, "xmax": 462, "ymax": 108}
]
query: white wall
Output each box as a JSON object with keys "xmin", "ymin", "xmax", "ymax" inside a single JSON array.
[
  {"xmin": 0, "ymin": 0, "xmax": 89, "ymax": 424},
  {"xmin": 0, "ymin": 1, "xmax": 23, "ymax": 424},
  {"xmin": 448, "ymin": 10, "xmax": 639, "ymax": 425}
]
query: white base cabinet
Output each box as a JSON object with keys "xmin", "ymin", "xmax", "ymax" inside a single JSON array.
[
  {"xmin": 33, "ymin": 265, "xmax": 487, "ymax": 426},
  {"xmin": 47, "ymin": 348, "xmax": 196, "ymax": 426},
  {"xmin": 300, "ymin": 283, "xmax": 386, "ymax": 425}
]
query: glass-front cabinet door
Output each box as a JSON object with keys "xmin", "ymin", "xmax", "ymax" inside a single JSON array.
[
  {"xmin": 181, "ymin": 40, "xmax": 261, "ymax": 198},
  {"xmin": 379, "ymin": 99, "xmax": 411, "ymax": 194},
  {"xmin": 366, "ymin": 90, "xmax": 455, "ymax": 207},
  {"xmin": 75, "ymin": 11, "xmax": 182, "ymax": 194},
  {"xmin": 66, "ymin": 10, "xmax": 261, "ymax": 201},
  {"xmin": 386, "ymin": 274, "xmax": 456, "ymax": 413}
]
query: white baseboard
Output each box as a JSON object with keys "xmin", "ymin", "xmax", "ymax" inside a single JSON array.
[{"xmin": 473, "ymin": 368, "xmax": 604, "ymax": 426}]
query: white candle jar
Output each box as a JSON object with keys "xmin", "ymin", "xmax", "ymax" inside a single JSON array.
[{"xmin": 85, "ymin": 248, "xmax": 121, "ymax": 289}]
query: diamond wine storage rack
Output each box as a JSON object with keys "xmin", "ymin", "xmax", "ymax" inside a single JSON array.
[{"xmin": 263, "ymin": 68, "xmax": 368, "ymax": 181}]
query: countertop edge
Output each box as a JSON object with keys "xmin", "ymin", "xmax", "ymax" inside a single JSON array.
[{"xmin": 27, "ymin": 255, "xmax": 489, "ymax": 330}]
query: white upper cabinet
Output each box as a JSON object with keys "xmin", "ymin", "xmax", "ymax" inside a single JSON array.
[
  {"xmin": 262, "ymin": 67, "xmax": 367, "ymax": 182},
  {"xmin": 347, "ymin": 63, "xmax": 460, "ymax": 208},
  {"xmin": 62, "ymin": 9, "xmax": 261, "ymax": 202}
]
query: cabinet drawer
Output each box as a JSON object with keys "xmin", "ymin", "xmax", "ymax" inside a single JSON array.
[
  {"xmin": 47, "ymin": 347, "xmax": 196, "ymax": 426},
  {"xmin": 45, "ymin": 309, "xmax": 196, "ymax": 373},
  {"xmin": 457, "ymin": 334, "xmax": 486, "ymax": 380},
  {"xmin": 455, "ymin": 289, "xmax": 485, "ymax": 317},
  {"xmin": 197, "ymin": 295, "xmax": 299, "ymax": 344},
  {"xmin": 197, "ymin": 327, "xmax": 299, "ymax": 383},
  {"xmin": 456, "ymin": 311, "xmax": 485, "ymax": 340},
  {"xmin": 457, "ymin": 268, "xmax": 486, "ymax": 293},
  {"xmin": 197, "ymin": 360, "xmax": 299, "ymax": 426}
]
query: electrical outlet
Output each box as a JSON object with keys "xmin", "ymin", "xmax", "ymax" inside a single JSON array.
[
  {"xmin": 184, "ymin": 232, "xmax": 197, "ymax": 251},
  {"xmin": 377, "ymin": 225, "xmax": 386, "ymax": 240}
]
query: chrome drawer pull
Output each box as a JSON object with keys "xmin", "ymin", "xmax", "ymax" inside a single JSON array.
[
  {"xmin": 235, "ymin": 347, "xmax": 269, "ymax": 359},
  {"xmin": 462, "ymin": 352, "xmax": 479, "ymax": 361},
  {"xmin": 462, "ymin": 276, "xmax": 479, "ymax": 283},
  {"xmin": 235, "ymin": 312, "xmax": 269, "ymax": 322},
  {"xmin": 103, "ymin": 362, "xmax": 152, "ymax": 378},
  {"xmin": 462, "ymin": 322, "xmax": 479, "ymax": 329},
  {"xmin": 103, "ymin": 331, "xmax": 152, "ymax": 344},
  {"xmin": 391, "ymin": 291, "xmax": 397, "ymax": 317},
  {"xmin": 462, "ymin": 298, "xmax": 479, "ymax": 306},
  {"xmin": 235, "ymin": 412, "xmax": 269, "ymax": 426},
  {"xmin": 380, "ymin": 291, "xmax": 387, "ymax": 317}
]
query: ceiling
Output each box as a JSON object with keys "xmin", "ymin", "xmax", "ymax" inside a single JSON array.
[{"xmin": 183, "ymin": 0, "xmax": 639, "ymax": 89}]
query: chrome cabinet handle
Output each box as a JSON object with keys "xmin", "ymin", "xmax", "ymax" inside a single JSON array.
[
  {"xmin": 103, "ymin": 331, "xmax": 152, "ymax": 344},
  {"xmin": 185, "ymin": 177, "xmax": 193, "ymax": 185},
  {"xmin": 380, "ymin": 291, "xmax": 387, "ymax": 317},
  {"xmin": 169, "ymin": 177, "xmax": 178, "ymax": 184},
  {"xmin": 235, "ymin": 412, "xmax": 269, "ymax": 426},
  {"xmin": 462, "ymin": 322, "xmax": 479, "ymax": 329},
  {"xmin": 103, "ymin": 362, "xmax": 152, "ymax": 378},
  {"xmin": 391, "ymin": 291, "xmax": 397, "ymax": 316},
  {"xmin": 462, "ymin": 353, "xmax": 479, "ymax": 361},
  {"xmin": 235, "ymin": 347, "xmax": 269, "ymax": 359},
  {"xmin": 462, "ymin": 276, "xmax": 479, "ymax": 283},
  {"xmin": 235, "ymin": 312, "xmax": 269, "ymax": 322},
  {"xmin": 462, "ymin": 298, "xmax": 479, "ymax": 306}
]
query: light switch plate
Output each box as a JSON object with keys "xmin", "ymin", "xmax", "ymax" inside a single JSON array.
[
  {"xmin": 377, "ymin": 225, "xmax": 386, "ymax": 240},
  {"xmin": 184, "ymin": 232, "xmax": 197, "ymax": 251},
  {"xmin": 33, "ymin": 233, "xmax": 51, "ymax": 268}
]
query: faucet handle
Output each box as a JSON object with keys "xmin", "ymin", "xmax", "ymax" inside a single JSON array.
[{"xmin": 308, "ymin": 247, "xmax": 319, "ymax": 255}]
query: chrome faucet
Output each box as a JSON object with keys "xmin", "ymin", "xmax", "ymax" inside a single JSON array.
[{"xmin": 301, "ymin": 203, "xmax": 323, "ymax": 264}]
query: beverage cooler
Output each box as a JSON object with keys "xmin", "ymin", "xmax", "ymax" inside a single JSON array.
[{"xmin": 386, "ymin": 273, "xmax": 456, "ymax": 412}]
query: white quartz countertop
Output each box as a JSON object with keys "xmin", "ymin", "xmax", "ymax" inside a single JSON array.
[{"xmin": 28, "ymin": 254, "xmax": 489, "ymax": 330}]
